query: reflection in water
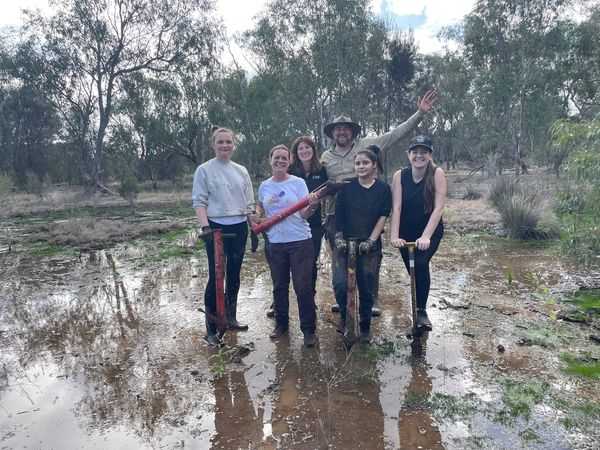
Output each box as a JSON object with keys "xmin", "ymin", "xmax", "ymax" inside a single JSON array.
[
  {"xmin": 1, "ymin": 233, "xmax": 599, "ymax": 448},
  {"xmin": 398, "ymin": 333, "xmax": 444, "ymax": 449},
  {"xmin": 212, "ymin": 337, "xmax": 264, "ymax": 449}
]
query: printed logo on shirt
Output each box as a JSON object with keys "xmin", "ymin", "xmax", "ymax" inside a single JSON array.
[{"xmin": 268, "ymin": 191, "xmax": 285, "ymax": 205}]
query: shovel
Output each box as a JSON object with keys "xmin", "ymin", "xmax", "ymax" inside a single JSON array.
[
  {"xmin": 199, "ymin": 228, "xmax": 236, "ymax": 338},
  {"xmin": 343, "ymin": 239, "xmax": 359, "ymax": 348},
  {"xmin": 402, "ymin": 242, "xmax": 425, "ymax": 340}
]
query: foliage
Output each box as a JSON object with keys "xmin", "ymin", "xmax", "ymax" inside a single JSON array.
[
  {"xmin": 560, "ymin": 353, "xmax": 600, "ymax": 380},
  {"xmin": 488, "ymin": 176, "xmax": 559, "ymax": 240},
  {"xmin": 117, "ymin": 176, "xmax": 141, "ymax": 205},
  {"xmin": 0, "ymin": 172, "xmax": 15, "ymax": 196},
  {"xmin": 550, "ymin": 114, "xmax": 600, "ymax": 266},
  {"xmin": 495, "ymin": 378, "xmax": 549, "ymax": 424}
]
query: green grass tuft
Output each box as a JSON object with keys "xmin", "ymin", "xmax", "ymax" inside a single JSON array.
[{"xmin": 560, "ymin": 353, "xmax": 600, "ymax": 380}]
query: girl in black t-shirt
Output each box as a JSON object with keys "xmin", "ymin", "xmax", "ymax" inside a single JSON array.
[
  {"xmin": 390, "ymin": 135, "xmax": 446, "ymax": 331},
  {"xmin": 334, "ymin": 148, "xmax": 391, "ymax": 343}
]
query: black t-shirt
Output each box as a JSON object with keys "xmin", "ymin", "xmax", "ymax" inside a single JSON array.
[
  {"xmin": 335, "ymin": 178, "xmax": 392, "ymax": 246},
  {"xmin": 288, "ymin": 166, "xmax": 328, "ymax": 226},
  {"xmin": 399, "ymin": 168, "xmax": 444, "ymax": 241}
]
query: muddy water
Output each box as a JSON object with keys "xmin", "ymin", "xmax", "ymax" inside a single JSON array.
[{"xmin": 1, "ymin": 234, "xmax": 598, "ymax": 449}]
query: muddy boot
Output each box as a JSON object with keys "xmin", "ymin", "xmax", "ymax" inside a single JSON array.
[
  {"xmin": 303, "ymin": 330, "xmax": 317, "ymax": 347},
  {"xmin": 204, "ymin": 318, "xmax": 223, "ymax": 347},
  {"xmin": 360, "ymin": 329, "xmax": 372, "ymax": 344},
  {"xmin": 269, "ymin": 320, "xmax": 288, "ymax": 340},
  {"xmin": 227, "ymin": 300, "xmax": 248, "ymax": 331},
  {"xmin": 371, "ymin": 297, "xmax": 382, "ymax": 317},
  {"xmin": 417, "ymin": 309, "xmax": 432, "ymax": 331},
  {"xmin": 266, "ymin": 301, "xmax": 275, "ymax": 318},
  {"xmin": 331, "ymin": 303, "xmax": 340, "ymax": 313}
]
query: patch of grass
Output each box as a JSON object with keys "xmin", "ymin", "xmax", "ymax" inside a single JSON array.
[
  {"xmin": 364, "ymin": 341, "xmax": 395, "ymax": 359},
  {"xmin": 403, "ymin": 388, "xmax": 430, "ymax": 409},
  {"xmin": 347, "ymin": 367, "xmax": 378, "ymax": 382},
  {"xmin": 555, "ymin": 398, "xmax": 600, "ymax": 432},
  {"xmin": 29, "ymin": 242, "xmax": 78, "ymax": 258},
  {"xmin": 565, "ymin": 290, "xmax": 600, "ymax": 314},
  {"xmin": 152, "ymin": 246, "xmax": 195, "ymax": 261},
  {"xmin": 495, "ymin": 378, "xmax": 549, "ymax": 425},
  {"xmin": 430, "ymin": 393, "xmax": 478, "ymax": 421},
  {"xmin": 560, "ymin": 353, "xmax": 600, "ymax": 380},
  {"xmin": 462, "ymin": 184, "xmax": 483, "ymax": 200},
  {"xmin": 159, "ymin": 229, "xmax": 189, "ymax": 242}
]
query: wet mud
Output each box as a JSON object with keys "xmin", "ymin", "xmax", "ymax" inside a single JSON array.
[{"xmin": 1, "ymin": 231, "xmax": 599, "ymax": 449}]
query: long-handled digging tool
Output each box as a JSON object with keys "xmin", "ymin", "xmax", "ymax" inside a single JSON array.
[
  {"xmin": 199, "ymin": 228, "xmax": 236, "ymax": 340},
  {"xmin": 343, "ymin": 239, "xmax": 359, "ymax": 348},
  {"xmin": 402, "ymin": 242, "xmax": 426, "ymax": 342}
]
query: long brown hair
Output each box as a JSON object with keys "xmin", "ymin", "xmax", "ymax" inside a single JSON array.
[
  {"xmin": 423, "ymin": 159, "xmax": 438, "ymax": 213},
  {"xmin": 289, "ymin": 136, "xmax": 322, "ymax": 176}
]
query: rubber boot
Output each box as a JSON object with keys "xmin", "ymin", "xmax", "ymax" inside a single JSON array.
[
  {"xmin": 266, "ymin": 301, "xmax": 275, "ymax": 318},
  {"xmin": 303, "ymin": 329, "xmax": 317, "ymax": 347},
  {"xmin": 417, "ymin": 309, "xmax": 432, "ymax": 331},
  {"xmin": 227, "ymin": 298, "xmax": 248, "ymax": 331},
  {"xmin": 204, "ymin": 318, "xmax": 222, "ymax": 347},
  {"xmin": 371, "ymin": 277, "xmax": 382, "ymax": 316}
]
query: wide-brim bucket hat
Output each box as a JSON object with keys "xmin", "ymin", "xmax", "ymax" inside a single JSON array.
[{"xmin": 324, "ymin": 114, "xmax": 362, "ymax": 139}]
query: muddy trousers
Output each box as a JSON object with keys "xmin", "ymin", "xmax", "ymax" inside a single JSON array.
[
  {"xmin": 333, "ymin": 247, "xmax": 382, "ymax": 332},
  {"xmin": 327, "ymin": 227, "xmax": 381, "ymax": 309},
  {"xmin": 204, "ymin": 220, "xmax": 248, "ymax": 335},
  {"xmin": 268, "ymin": 239, "xmax": 316, "ymax": 333},
  {"xmin": 399, "ymin": 234, "xmax": 442, "ymax": 309}
]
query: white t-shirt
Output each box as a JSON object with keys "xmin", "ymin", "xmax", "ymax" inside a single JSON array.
[{"xmin": 258, "ymin": 176, "xmax": 312, "ymax": 244}]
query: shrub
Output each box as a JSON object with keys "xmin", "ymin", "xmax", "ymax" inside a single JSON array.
[
  {"xmin": 462, "ymin": 184, "xmax": 483, "ymax": 200},
  {"xmin": 0, "ymin": 172, "xmax": 15, "ymax": 197},
  {"xmin": 488, "ymin": 176, "xmax": 558, "ymax": 240},
  {"xmin": 117, "ymin": 176, "xmax": 141, "ymax": 205}
]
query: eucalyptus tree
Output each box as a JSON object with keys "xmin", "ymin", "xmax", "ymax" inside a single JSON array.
[
  {"xmin": 0, "ymin": 35, "xmax": 61, "ymax": 186},
  {"xmin": 27, "ymin": 0, "xmax": 220, "ymax": 193},
  {"xmin": 240, "ymin": 0, "xmax": 392, "ymax": 150},
  {"xmin": 462, "ymin": 0, "xmax": 572, "ymax": 171}
]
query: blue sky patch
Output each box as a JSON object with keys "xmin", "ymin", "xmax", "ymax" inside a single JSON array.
[{"xmin": 378, "ymin": 0, "xmax": 427, "ymax": 30}]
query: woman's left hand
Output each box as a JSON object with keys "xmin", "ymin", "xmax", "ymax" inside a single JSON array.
[{"xmin": 415, "ymin": 236, "xmax": 431, "ymax": 250}]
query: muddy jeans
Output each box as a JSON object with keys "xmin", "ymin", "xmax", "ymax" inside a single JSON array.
[
  {"xmin": 399, "ymin": 232, "xmax": 442, "ymax": 309},
  {"xmin": 333, "ymin": 245, "xmax": 382, "ymax": 332},
  {"xmin": 268, "ymin": 239, "xmax": 316, "ymax": 332},
  {"xmin": 204, "ymin": 220, "xmax": 248, "ymax": 334}
]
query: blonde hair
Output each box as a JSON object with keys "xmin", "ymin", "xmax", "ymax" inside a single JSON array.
[{"xmin": 211, "ymin": 127, "xmax": 235, "ymax": 144}]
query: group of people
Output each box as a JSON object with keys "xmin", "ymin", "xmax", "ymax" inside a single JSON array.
[{"xmin": 192, "ymin": 90, "xmax": 445, "ymax": 348}]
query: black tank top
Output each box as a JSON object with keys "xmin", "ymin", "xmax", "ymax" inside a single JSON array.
[{"xmin": 399, "ymin": 168, "xmax": 444, "ymax": 241}]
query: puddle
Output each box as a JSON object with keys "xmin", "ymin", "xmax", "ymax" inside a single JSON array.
[{"xmin": 1, "ymin": 234, "xmax": 599, "ymax": 448}]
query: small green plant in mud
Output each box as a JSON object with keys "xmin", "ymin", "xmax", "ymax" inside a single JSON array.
[
  {"xmin": 153, "ymin": 246, "xmax": 194, "ymax": 261},
  {"xmin": 430, "ymin": 393, "xmax": 479, "ymax": 422},
  {"xmin": 559, "ymin": 353, "xmax": 600, "ymax": 380},
  {"xmin": 29, "ymin": 242, "xmax": 78, "ymax": 258},
  {"xmin": 210, "ymin": 346, "xmax": 236, "ymax": 378},
  {"xmin": 519, "ymin": 427, "xmax": 543, "ymax": 444},
  {"xmin": 495, "ymin": 378, "xmax": 549, "ymax": 425},
  {"xmin": 363, "ymin": 341, "xmax": 395, "ymax": 360},
  {"xmin": 505, "ymin": 267, "xmax": 514, "ymax": 285}
]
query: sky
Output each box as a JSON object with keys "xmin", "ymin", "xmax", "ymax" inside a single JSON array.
[{"xmin": 1, "ymin": 0, "xmax": 476, "ymax": 54}]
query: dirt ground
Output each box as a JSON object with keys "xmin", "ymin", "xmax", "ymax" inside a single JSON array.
[{"xmin": 1, "ymin": 184, "xmax": 599, "ymax": 449}]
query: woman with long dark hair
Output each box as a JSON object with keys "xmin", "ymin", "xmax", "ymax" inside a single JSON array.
[
  {"xmin": 334, "ymin": 147, "xmax": 391, "ymax": 343},
  {"xmin": 390, "ymin": 135, "xmax": 446, "ymax": 330}
]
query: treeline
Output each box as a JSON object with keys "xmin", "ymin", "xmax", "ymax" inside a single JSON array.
[{"xmin": 0, "ymin": 0, "xmax": 599, "ymax": 192}]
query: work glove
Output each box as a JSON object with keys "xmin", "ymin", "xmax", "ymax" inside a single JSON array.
[
  {"xmin": 359, "ymin": 238, "xmax": 375, "ymax": 255},
  {"xmin": 200, "ymin": 226, "xmax": 212, "ymax": 243},
  {"xmin": 334, "ymin": 236, "xmax": 347, "ymax": 253}
]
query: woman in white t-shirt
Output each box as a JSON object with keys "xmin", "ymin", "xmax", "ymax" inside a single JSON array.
[
  {"xmin": 255, "ymin": 145, "xmax": 320, "ymax": 347},
  {"xmin": 192, "ymin": 127, "xmax": 255, "ymax": 347}
]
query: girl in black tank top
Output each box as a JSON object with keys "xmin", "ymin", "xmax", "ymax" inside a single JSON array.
[{"xmin": 390, "ymin": 135, "xmax": 447, "ymax": 330}]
